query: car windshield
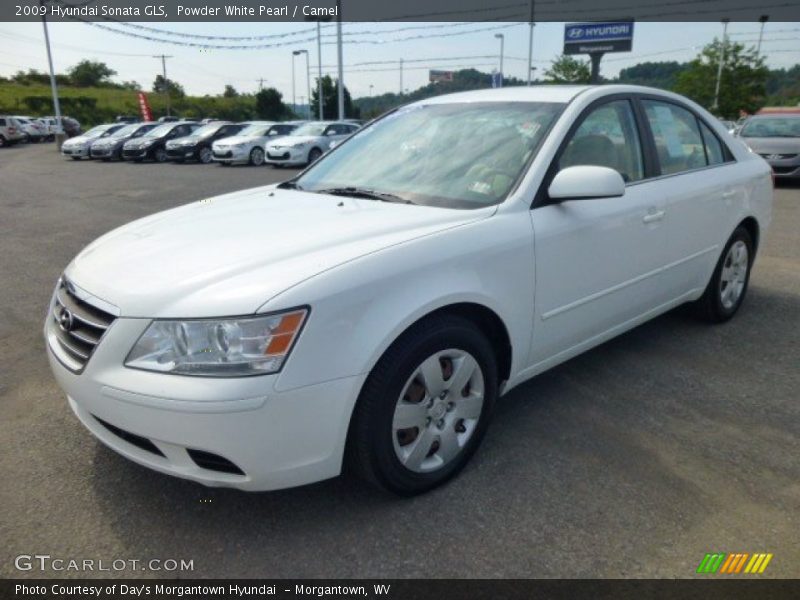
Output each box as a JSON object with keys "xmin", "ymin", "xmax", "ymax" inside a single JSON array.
[
  {"xmin": 144, "ymin": 124, "xmax": 176, "ymax": 137},
  {"xmin": 292, "ymin": 123, "xmax": 327, "ymax": 137},
  {"xmin": 293, "ymin": 102, "xmax": 564, "ymax": 209},
  {"xmin": 192, "ymin": 123, "xmax": 223, "ymax": 137},
  {"xmin": 239, "ymin": 124, "xmax": 272, "ymax": 136},
  {"xmin": 83, "ymin": 125, "xmax": 112, "ymax": 138},
  {"xmin": 740, "ymin": 117, "xmax": 800, "ymax": 138},
  {"xmin": 109, "ymin": 124, "xmax": 139, "ymax": 137}
]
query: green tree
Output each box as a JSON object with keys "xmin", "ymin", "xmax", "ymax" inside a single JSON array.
[
  {"xmin": 310, "ymin": 75, "xmax": 359, "ymax": 119},
  {"xmin": 543, "ymin": 55, "xmax": 591, "ymax": 84},
  {"xmin": 617, "ymin": 61, "xmax": 687, "ymax": 90},
  {"xmin": 254, "ymin": 87, "xmax": 290, "ymax": 120},
  {"xmin": 68, "ymin": 60, "xmax": 117, "ymax": 87},
  {"xmin": 153, "ymin": 74, "xmax": 185, "ymax": 99},
  {"xmin": 674, "ymin": 39, "xmax": 768, "ymax": 118},
  {"xmin": 223, "ymin": 84, "xmax": 239, "ymax": 98}
]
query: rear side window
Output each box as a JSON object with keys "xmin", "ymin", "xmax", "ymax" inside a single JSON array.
[
  {"xmin": 643, "ymin": 100, "xmax": 707, "ymax": 175},
  {"xmin": 698, "ymin": 120, "xmax": 726, "ymax": 165},
  {"xmin": 559, "ymin": 99, "xmax": 644, "ymax": 183}
]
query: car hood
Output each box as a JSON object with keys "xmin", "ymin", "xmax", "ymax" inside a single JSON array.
[
  {"xmin": 65, "ymin": 186, "xmax": 493, "ymax": 318},
  {"xmin": 214, "ymin": 135, "xmax": 267, "ymax": 145},
  {"xmin": 167, "ymin": 135, "xmax": 205, "ymax": 146},
  {"xmin": 739, "ymin": 136, "xmax": 800, "ymax": 154},
  {"xmin": 267, "ymin": 135, "xmax": 319, "ymax": 147},
  {"xmin": 63, "ymin": 135, "xmax": 96, "ymax": 146}
]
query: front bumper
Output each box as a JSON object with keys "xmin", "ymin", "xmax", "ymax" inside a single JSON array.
[
  {"xmin": 760, "ymin": 154, "xmax": 800, "ymax": 179},
  {"xmin": 265, "ymin": 146, "xmax": 307, "ymax": 165},
  {"xmin": 90, "ymin": 146, "xmax": 116, "ymax": 158},
  {"xmin": 61, "ymin": 145, "xmax": 90, "ymax": 158},
  {"xmin": 166, "ymin": 145, "xmax": 197, "ymax": 160},
  {"xmin": 45, "ymin": 312, "xmax": 364, "ymax": 491},
  {"xmin": 122, "ymin": 147, "xmax": 150, "ymax": 160},
  {"xmin": 212, "ymin": 146, "xmax": 248, "ymax": 163}
]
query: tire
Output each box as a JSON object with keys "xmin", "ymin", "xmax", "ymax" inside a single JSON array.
[
  {"xmin": 249, "ymin": 147, "xmax": 265, "ymax": 166},
  {"xmin": 307, "ymin": 147, "xmax": 322, "ymax": 164},
  {"xmin": 347, "ymin": 314, "xmax": 498, "ymax": 496},
  {"xmin": 693, "ymin": 226, "xmax": 754, "ymax": 323},
  {"xmin": 219, "ymin": 161, "xmax": 231, "ymax": 167},
  {"xmin": 0, "ymin": 136, "xmax": 6, "ymax": 148},
  {"xmin": 71, "ymin": 156, "xmax": 81, "ymax": 161},
  {"xmin": 198, "ymin": 147, "xmax": 213, "ymax": 164},
  {"xmin": 153, "ymin": 148, "xmax": 168, "ymax": 163}
]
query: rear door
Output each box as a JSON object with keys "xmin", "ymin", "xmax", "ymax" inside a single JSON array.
[
  {"xmin": 529, "ymin": 97, "xmax": 669, "ymax": 367},
  {"xmin": 636, "ymin": 98, "xmax": 740, "ymax": 300}
]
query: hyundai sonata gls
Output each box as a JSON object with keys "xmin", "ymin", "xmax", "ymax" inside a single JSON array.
[{"xmin": 46, "ymin": 85, "xmax": 772, "ymax": 495}]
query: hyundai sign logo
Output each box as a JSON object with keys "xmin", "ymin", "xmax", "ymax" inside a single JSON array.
[{"xmin": 564, "ymin": 21, "xmax": 634, "ymax": 55}]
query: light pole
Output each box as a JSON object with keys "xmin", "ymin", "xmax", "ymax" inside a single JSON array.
[
  {"xmin": 294, "ymin": 50, "xmax": 310, "ymax": 120},
  {"xmin": 399, "ymin": 58, "xmax": 404, "ymax": 95},
  {"xmin": 527, "ymin": 0, "xmax": 535, "ymax": 86},
  {"xmin": 39, "ymin": 0, "xmax": 63, "ymax": 146},
  {"xmin": 495, "ymin": 33, "xmax": 505, "ymax": 87},
  {"xmin": 153, "ymin": 54, "xmax": 173, "ymax": 116},
  {"xmin": 756, "ymin": 15, "xmax": 769, "ymax": 57},
  {"xmin": 290, "ymin": 51, "xmax": 297, "ymax": 115},
  {"xmin": 369, "ymin": 84, "xmax": 374, "ymax": 97},
  {"xmin": 712, "ymin": 18, "xmax": 730, "ymax": 112},
  {"xmin": 336, "ymin": 0, "xmax": 344, "ymax": 119}
]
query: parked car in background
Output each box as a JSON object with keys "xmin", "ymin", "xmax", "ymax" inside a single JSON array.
[
  {"xmin": 60, "ymin": 123, "xmax": 126, "ymax": 160},
  {"xmin": 13, "ymin": 117, "xmax": 47, "ymax": 142},
  {"xmin": 122, "ymin": 121, "xmax": 198, "ymax": 162},
  {"xmin": 61, "ymin": 117, "xmax": 82, "ymax": 137},
  {"xmin": 738, "ymin": 113, "xmax": 800, "ymax": 181},
  {"xmin": 115, "ymin": 115, "xmax": 139, "ymax": 123},
  {"xmin": 212, "ymin": 121, "xmax": 303, "ymax": 166},
  {"xmin": 44, "ymin": 85, "xmax": 772, "ymax": 495},
  {"xmin": 264, "ymin": 121, "xmax": 360, "ymax": 166},
  {"xmin": 89, "ymin": 122, "xmax": 158, "ymax": 161},
  {"xmin": 0, "ymin": 116, "xmax": 27, "ymax": 147},
  {"xmin": 157, "ymin": 116, "xmax": 180, "ymax": 123},
  {"xmin": 38, "ymin": 117, "xmax": 60, "ymax": 141},
  {"xmin": 165, "ymin": 121, "xmax": 246, "ymax": 164}
]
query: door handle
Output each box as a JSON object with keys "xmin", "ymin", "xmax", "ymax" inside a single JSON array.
[{"xmin": 642, "ymin": 210, "xmax": 665, "ymax": 224}]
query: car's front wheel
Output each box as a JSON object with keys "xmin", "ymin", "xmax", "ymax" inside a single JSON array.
[
  {"xmin": 249, "ymin": 147, "xmax": 265, "ymax": 166},
  {"xmin": 694, "ymin": 226, "xmax": 754, "ymax": 322},
  {"xmin": 153, "ymin": 148, "xmax": 168, "ymax": 163},
  {"xmin": 348, "ymin": 315, "xmax": 497, "ymax": 495},
  {"xmin": 307, "ymin": 147, "xmax": 322, "ymax": 164},
  {"xmin": 198, "ymin": 147, "xmax": 213, "ymax": 164}
]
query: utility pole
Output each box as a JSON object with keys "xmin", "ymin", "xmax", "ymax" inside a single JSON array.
[
  {"xmin": 336, "ymin": 0, "xmax": 344, "ymax": 119},
  {"xmin": 40, "ymin": 0, "xmax": 63, "ymax": 147},
  {"xmin": 527, "ymin": 0, "xmax": 535, "ymax": 85},
  {"xmin": 712, "ymin": 18, "xmax": 730, "ymax": 112},
  {"xmin": 290, "ymin": 51, "xmax": 296, "ymax": 114},
  {"xmin": 495, "ymin": 33, "xmax": 505, "ymax": 87},
  {"xmin": 399, "ymin": 58, "xmax": 403, "ymax": 95},
  {"xmin": 369, "ymin": 84, "xmax": 374, "ymax": 97},
  {"xmin": 256, "ymin": 78, "xmax": 265, "ymax": 92},
  {"xmin": 293, "ymin": 50, "xmax": 311, "ymax": 120},
  {"xmin": 756, "ymin": 15, "xmax": 769, "ymax": 57},
  {"xmin": 316, "ymin": 22, "xmax": 323, "ymax": 120},
  {"xmin": 153, "ymin": 54, "xmax": 173, "ymax": 116}
]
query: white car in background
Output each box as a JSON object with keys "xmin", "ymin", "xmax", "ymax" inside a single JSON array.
[
  {"xmin": 45, "ymin": 85, "xmax": 771, "ymax": 496},
  {"xmin": 265, "ymin": 121, "xmax": 360, "ymax": 166},
  {"xmin": 13, "ymin": 116, "xmax": 48, "ymax": 142},
  {"xmin": 0, "ymin": 115, "xmax": 27, "ymax": 146},
  {"xmin": 212, "ymin": 121, "xmax": 304, "ymax": 166},
  {"xmin": 60, "ymin": 123, "xmax": 125, "ymax": 160}
]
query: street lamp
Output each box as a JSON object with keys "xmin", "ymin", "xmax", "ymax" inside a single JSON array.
[
  {"xmin": 293, "ymin": 49, "xmax": 310, "ymax": 120},
  {"xmin": 756, "ymin": 15, "xmax": 769, "ymax": 57},
  {"xmin": 290, "ymin": 50, "xmax": 297, "ymax": 114},
  {"xmin": 369, "ymin": 84, "xmax": 374, "ymax": 97},
  {"xmin": 712, "ymin": 18, "xmax": 730, "ymax": 112},
  {"xmin": 495, "ymin": 33, "xmax": 505, "ymax": 87}
]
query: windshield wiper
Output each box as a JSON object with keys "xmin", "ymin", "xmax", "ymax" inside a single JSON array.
[{"xmin": 315, "ymin": 187, "xmax": 413, "ymax": 204}]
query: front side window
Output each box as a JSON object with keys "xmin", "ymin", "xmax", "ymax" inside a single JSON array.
[
  {"xmin": 293, "ymin": 101, "xmax": 564, "ymax": 209},
  {"xmin": 558, "ymin": 100, "xmax": 644, "ymax": 183},
  {"xmin": 643, "ymin": 100, "xmax": 707, "ymax": 175}
]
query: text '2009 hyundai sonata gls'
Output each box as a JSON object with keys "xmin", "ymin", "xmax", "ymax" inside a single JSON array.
[{"xmin": 46, "ymin": 85, "xmax": 772, "ymax": 495}]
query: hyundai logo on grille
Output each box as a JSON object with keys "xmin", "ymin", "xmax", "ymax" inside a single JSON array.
[{"xmin": 58, "ymin": 307, "xmax": 74, "ymax": 332}]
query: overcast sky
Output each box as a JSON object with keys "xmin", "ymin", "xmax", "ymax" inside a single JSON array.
[{"xmin": 0, "ymin": 21, "xmax": 798, "ymax": 100}]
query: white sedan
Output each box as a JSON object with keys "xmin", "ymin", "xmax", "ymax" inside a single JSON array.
[
  {"xmin": 60, "ymin": 123, "xmax": 124, "ymax": 160},
  {"xmin": 264, "ymin": 121, "xmax": 360, "ymax": 166},
  {"xmin": 212, "ymin": 121, "xmax": 303, "ymax": 166},
  {"xmin": 45, "ymin": 85, "xmax": 771, "ymax": 495}
]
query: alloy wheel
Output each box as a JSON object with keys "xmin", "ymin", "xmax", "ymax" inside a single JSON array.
[{"xmin": 719, "ymin": 240, "xmax": 749, "ymax": 309}]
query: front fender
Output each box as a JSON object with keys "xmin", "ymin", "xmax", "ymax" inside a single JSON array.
[{"xmin": 268, "ymin": 211, "xmax": 535, "ymax": 394}]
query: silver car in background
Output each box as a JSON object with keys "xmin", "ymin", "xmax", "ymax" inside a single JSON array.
[
  {"xmin": 265, "ymin": 121, "xmax": 361, "ymax": 166},
  {"xmin": 738, "ymin": 114, "xmax": 800, "ymax": 181},
  {"xmin": 60, "ymin": 124, "xmax": 125, "ymax": 160},
  {"xmin": 212, "ymin": 121, "xmax": 304, "ymax": 166}
]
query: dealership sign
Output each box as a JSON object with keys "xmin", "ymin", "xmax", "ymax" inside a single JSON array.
[
  {"xmin": 429, "ymin": 70, "xmax": 454, "ymax": 83},
  {"xmin": 137, "ymin": 91, "xmax": 153, "ymax": 122},
  {"xmin": 564, "ymin": 21, "xmax": 634, "ymax": 55}
]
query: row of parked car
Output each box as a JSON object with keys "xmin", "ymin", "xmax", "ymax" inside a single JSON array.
[
  {"xmin": 59, "ymin": 119, "xmax": 363, "ymax": 167},
  {"xmin": 0, "ymin": 114, "xmax": 82, "ymax": 146}
]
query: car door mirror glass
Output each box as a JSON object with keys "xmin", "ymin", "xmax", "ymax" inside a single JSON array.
[{"xmin": 548, "ymin": 166, "xmax": 626, "ymax": 201}]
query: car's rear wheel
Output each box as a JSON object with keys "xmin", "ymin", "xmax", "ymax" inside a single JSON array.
[
  {"xmin": 198, "ymin": 147, "xmax": 213, "ymax": 164},
  {"xmin": 249, "ymin": 147, "xmax": 265, "ymax": 166},
  {"xmin": 153, "ymin": 148, "xmax": 168, "ymax": 163},
  {"xmin": 308, "ymin": 147, "xmax": 322, "ymax": 164},
  {"xmin": 693, "ymin": 226, "xmax": 753, "ymax": 322},
  {"xmin": 348, "ymin": 315, "xmax": 497, "ymax": 495}
]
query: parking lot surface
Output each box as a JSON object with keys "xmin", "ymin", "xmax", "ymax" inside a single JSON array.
[{"xmin": 1, "ymin": 143, "xmax": 798, "ymax": 578}]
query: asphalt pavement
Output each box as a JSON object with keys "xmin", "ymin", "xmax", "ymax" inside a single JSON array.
[{"xmin": 1, "ymin": 143, "xmax": 798, "ymax": 578}]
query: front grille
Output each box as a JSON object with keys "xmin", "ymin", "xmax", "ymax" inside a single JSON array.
[
  {"xmin": 267, "ymin": 152, "xmax": 290, "ymax": 160},
  {"xmin": 761, "ymin": 153, "xmax": 797, "ymax": 160},
  {"xmin": 94, "ymin": 416, "xmax": 165, "ymax": 457},
  {"xmin": 213, "ymin": 150, "xmax": 232, "ymax": 158},
  {"xmin": 187, "ymin": 449, "xmax": 245, "ymax": 475},
  {"xmin": 51, "ymin": 279, "xmax": 115, "ymax": 372},
  {"xmin": 167, "ymin": 147, "xmax": 193, "ymax": 157}
]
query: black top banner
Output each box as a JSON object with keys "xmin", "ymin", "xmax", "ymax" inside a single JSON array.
[{"xmin": 4, "ymin": 0, "xmax": 800, "ymax": 22}]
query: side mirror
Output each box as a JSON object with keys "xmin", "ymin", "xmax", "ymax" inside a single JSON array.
[{"xmin": 548, "ymin": 165, "xmax": 625, "ymax": 201}]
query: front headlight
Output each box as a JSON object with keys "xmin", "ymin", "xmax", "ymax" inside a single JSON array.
[
  {"xmin": 125, "ymin": 308, "xmax": 308, "ymax": 377},
  {"xmin": 231, "ymin": 142, "xmax": 248, "ymax": 149},
  {"xmin": 290, "ymin": 142, "xmax": 307, "ymax": 149}
]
